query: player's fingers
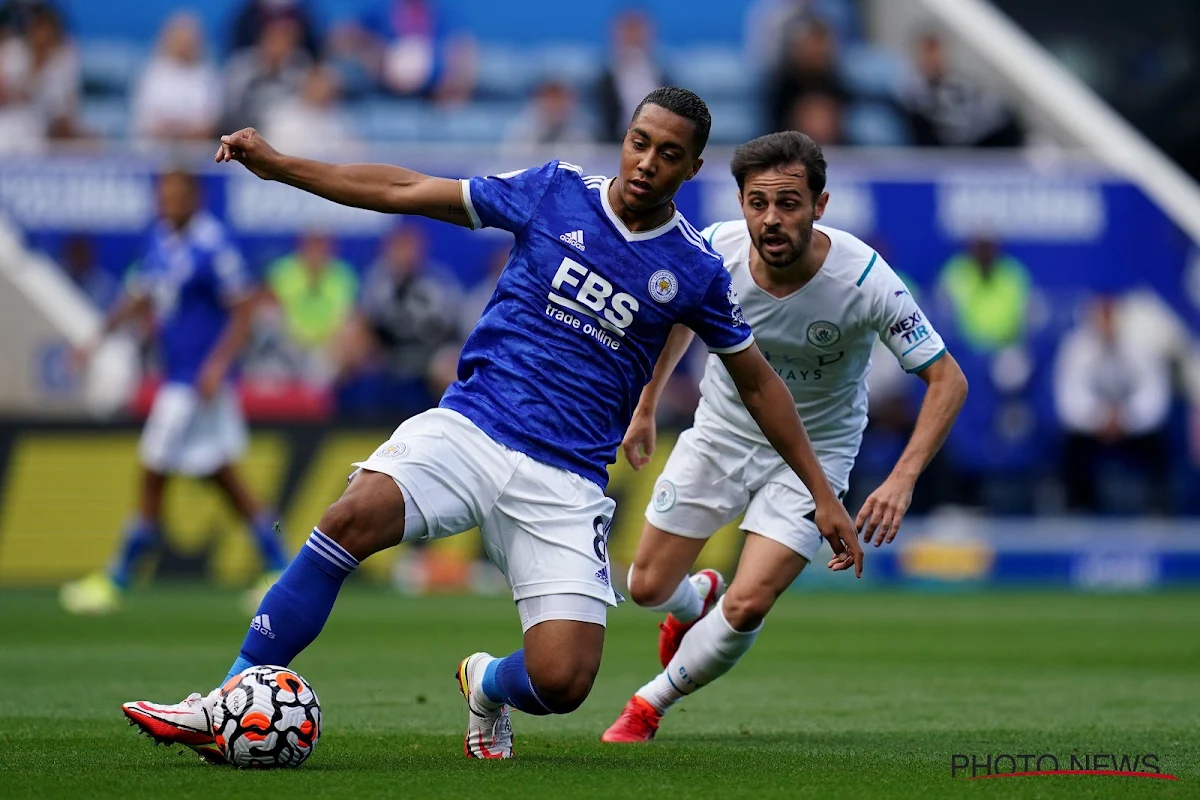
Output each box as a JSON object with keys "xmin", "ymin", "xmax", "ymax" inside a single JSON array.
[
  {"xmin": 884, "ymin": 513, "xmax": 903, "ymax": 544},
  {"xmin": 869, "ymin": 506, "xmax": 891, "ymax": 546},
  {"xmin": 861, "ymin": 512, "xmax": 881, "ymax": 544},
  {"xmin": 854, "ymin": 498, "xmax": 873, "ymax": 531}
]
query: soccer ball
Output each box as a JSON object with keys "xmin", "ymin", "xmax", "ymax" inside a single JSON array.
[{"xmin": 210, "ymin": 665, "xmax": 321, "ymax": 768}]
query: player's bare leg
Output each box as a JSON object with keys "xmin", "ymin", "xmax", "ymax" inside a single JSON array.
[
  {"xmin": 627, "ymin": 522, "xmax": 726, "ymax": 666},
  {"xmin": 603, "ymin": 533, "xmax": 805, "ymax": 742},
  {"xmin": 61, "ymin": 467, "xmax": 168, "ymax": 614},
  {"xmin": 210, "ymin": 463, "xmax": 289, "ymax": 609}
]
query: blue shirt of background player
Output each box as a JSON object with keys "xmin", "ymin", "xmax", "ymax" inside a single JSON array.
[
  {"xmin": 441, "ymin": 160, "xmax": 754, "ymax": 489},
  {"xmin": 127, "ymin": 211, "xmax": 252, "ymax": 385}
]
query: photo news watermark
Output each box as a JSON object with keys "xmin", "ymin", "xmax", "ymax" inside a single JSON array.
[{"xmin": 951, "ymin": 753, "xmax": 1178, "ymax": 780}]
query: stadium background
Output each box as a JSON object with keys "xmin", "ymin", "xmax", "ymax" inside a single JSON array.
[{"xmin": 1, "ymin": 0, "xmax": 1199, "ymax": 594}]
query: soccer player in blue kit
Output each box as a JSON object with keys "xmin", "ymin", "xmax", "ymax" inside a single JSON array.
[
  {"xmin": 61, "ymin": 171, "xmax": 289, "ymax": 616},
  {"xmin": 122, "ymin": 88, "xmax": 862, "ymax": 760}
]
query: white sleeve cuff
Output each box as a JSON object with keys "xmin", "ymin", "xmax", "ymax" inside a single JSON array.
[
  {"xmin": 709, "ymin": 334, "xmax": 755, "ymax": 355},
  {"xmin": 459, "ymin": 179, "xmax": 481, "ymax": 230}
]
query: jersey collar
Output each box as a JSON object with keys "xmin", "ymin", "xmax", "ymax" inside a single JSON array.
[{"xmin": 600, "ymin": 178, "xmax": 681, "ymax": 242}]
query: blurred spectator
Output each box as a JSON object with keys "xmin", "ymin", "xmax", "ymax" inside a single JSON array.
[
  {"xmin": 262, "ymin": 63, "xmax": 356, "ymax": 157},
  {"xmin": 329, "ymin": 0, "xmax": 475, "ymax": 103},
  {"xmin": 596, "ymin": 9, "xmax": 667, "ymax": 143},
  {"xmin": 503, "ymin": 79, "xmax": 592, "ymax": 151},
  {"xmin": 902, "ymin": 32, "xmax": 1023, "ymax": 148},
  {"xmin": 745, "ymin": 0, "xmax": 862, "ymax": 73},
  {"xmin": 337, "ymin": 225, "xmax": 459, "ymax": 412},
  {"xmin": 787, "ymin": 91, "xmax": 844, "ymax": 146},
  {"xmin": 229, "ymin": 0, "xmax": 320, "ymax": 59},
  {"xmin": 766, "ymin": 20, "xmax": 849, "ymax": 134},
  {"xmin": 60, "ymin": 234, "xmax": 119, "ymax": 311},
  {"xmin": 937, "ymin": 237, "xmax": 1030, "ymax": 353},
  {"xmin": 1054, "ymin": 294, "xmax": 1173, "ymax": 513},
  {"xmin": 133, "ymin": 13, "xmax": 222, "ymax": 142},
  {"xmin": 0, "ymin": 2, "xmax": 79, "ymax": 147},
  {"xmin": 265, "ymin": 233, "xmax": 358, "ymax": 381},
  {"xmin": 224, "ymin": 11, "xmax": 311, "ymax": 131}
]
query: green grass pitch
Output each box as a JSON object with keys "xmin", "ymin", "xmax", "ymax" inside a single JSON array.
[{"xmin": 1, "ymin": 587, "xmax": 1197, "ymax": 799}]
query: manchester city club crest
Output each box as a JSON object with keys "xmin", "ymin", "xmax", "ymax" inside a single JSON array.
[
  {"xmin": 648, "ymin": 270, "xmax": 679, "ymax": 303},
  {"xmin": 653, "ymin": 479, "xmax": 677, "ymax": 512},
  {"xmin": 806, "ymin": 320, "xmax": 841, "ymax": 347}
]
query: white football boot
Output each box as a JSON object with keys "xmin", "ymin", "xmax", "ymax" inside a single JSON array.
[
  {"xmin": 455, "ymin": 652, "xmax": 514, "ymax": 759},
  {"xmin": 122, "ymin": 689, "xmax": 225, "ymax": 763}
]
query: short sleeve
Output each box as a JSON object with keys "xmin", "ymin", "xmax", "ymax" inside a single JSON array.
[
  {"xmin": 868, "ymin": 257, "xmax": 946, "ymax": 373},
  {"xmin": 681, "ymin": 266, "xmax": 754, "ymax": 354},
  {"xmin": 460, "ymin": 161, "xmax": 559, "ymax": 233}
]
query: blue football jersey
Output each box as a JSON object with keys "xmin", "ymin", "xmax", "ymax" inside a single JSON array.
[
  {"xmin": 128, "ymin": 211, "xmax": 252, "ymax": 384},
  {"xmin": 441, "ymin": 160, "xmax": 753, "ymax": 488}
]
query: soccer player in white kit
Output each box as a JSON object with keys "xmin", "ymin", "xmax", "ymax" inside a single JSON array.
[{"xmin": 602, "ymin": 131, "xmax": 968, "ymax": 742}]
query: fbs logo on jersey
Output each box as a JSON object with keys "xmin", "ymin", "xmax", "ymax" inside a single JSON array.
[
  {"xmin": 648, "ymin": 270, "xmax": 679, "ymax": 303},
  {"xmin": 807, "ymin": 321, "xmax": 841, "ymax": 347},
  {"xmin": 546, "ymin": 256, "xmax": 640, "ymax": 351}
]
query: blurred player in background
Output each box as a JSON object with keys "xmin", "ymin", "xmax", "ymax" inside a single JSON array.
[
  {"xmin": 602, "ymin": 131, "xmax": 968, "ymax": 742},
  {"xmin": 60, "ymin": 171, "xmax": 288, "ymax": 616},
  {"xmin": 120, "ymin": 88, "xmax": 862, "ymax": 762}
]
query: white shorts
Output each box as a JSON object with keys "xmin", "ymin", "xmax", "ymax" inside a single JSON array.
[
  {"xmin": 138, "ymin": 382, "xmax": 247, "ymax": 477},
  {"xmin": 645, "ymin": 420, "xmax": 850, "ymax": 562},
  {"xmin": 353, "ymin": 408, "xmax": 618, "ymax": 613}
]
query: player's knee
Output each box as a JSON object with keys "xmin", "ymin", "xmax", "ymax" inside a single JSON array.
[
  {"xmin": 528, "ymin": 659, "xmax": 598, "ymax": 713},
  {"xmin": 627, "ymin": 567, "xmax": 675, "ymax": 608},
  {"xmin": 721, "ymin": 587, "xmax": 775, "ymax": 632},
  {"xmin": 317, "ymin": 495, "xmax": 397, "ymax": 562}
]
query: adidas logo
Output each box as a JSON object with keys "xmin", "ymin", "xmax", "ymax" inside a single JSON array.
[
  {"xmin": 251, "ymin": 614, "xmax": 276, "ymax": 639},
  {"xmin": 559, "ymin": 230, "xmax": 585, "ymax": 251},
  {"xmin": 595, "ymin": 566, "xmax": 610, "ymax": 586}
]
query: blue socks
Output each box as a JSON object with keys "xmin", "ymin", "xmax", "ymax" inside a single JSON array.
[
  {"xmin": 251, "ymin": 513, "xmax": 288, "ymax": 573},
  {"xmin": 480, "ymin": 650, "xmax": 553, "ymax": 716},
  {"xmin": 225, "ymin": 528, "xmax": 358, "ymax": 682},
  {"xmin": 108, "ymin": 517, "xmax": 160, "ymax": 589}
]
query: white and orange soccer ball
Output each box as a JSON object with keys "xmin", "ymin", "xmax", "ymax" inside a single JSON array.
[{"xmin": 210, "ymin": 665, "xmax": 321, "ymax": 768}]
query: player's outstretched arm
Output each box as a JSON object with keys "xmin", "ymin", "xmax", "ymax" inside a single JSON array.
[
  {"xmin": 720, "ymin": 344, "xmax": 863, "ymax": 577},
  {"xmin": 623, "ymin": 325, "xmax": 696, "ymax": 470},
  {"xmin": 857, "ymin": 352, "xmax": 967, "ymax": 546},
  {"xmin": 71, "ymin": 290, "xmax": 151, "ymax": 369},
  {"xmin": 215, "ymin": 128, "xmax": 473, "ymax": 227}
]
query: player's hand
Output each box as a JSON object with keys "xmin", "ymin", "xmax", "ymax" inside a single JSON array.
[
  {"xmin": 621, "ymin": 407, "xmax": 657, "ymax": 471},
  {"xmin": 815, "ymin": 497, "xmax": 863, "ymax": 577},
  {"xmin": 856, "ymin": 475, "xmax": 914, "ymax": 547},
  {"xmin": 195, "ymin": 359, "xmax": 226, "ymax": 402},
  {"xmin": 215, "ymin": 128, "xmax": 282, "ymax": 181}
]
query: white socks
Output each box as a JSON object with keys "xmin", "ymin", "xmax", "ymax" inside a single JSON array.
[
  {"xmin": 630, "ymin": 567, "xmax": 710, "ymax": 623},
  {"xmin": 636, "ymin": 596, "xmax": 760, "ymax": 713}
]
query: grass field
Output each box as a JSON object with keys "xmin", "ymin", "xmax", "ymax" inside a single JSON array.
[{"xmin": 1, "ymin": 587, "xmax": 1197, "ymax": 799}]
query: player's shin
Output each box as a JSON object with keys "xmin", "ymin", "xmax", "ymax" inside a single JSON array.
[
  {"xmin": 109, "ymin": 516, "xmax": 161, "ymax": 589},
  {"xmin": 250, "ymin": 512, "xmax": 288, "ymax": 573},
  {"xmin": 224, "ymin": 528, "xmax": 359, "ymax": 682},
  {"xmin": 479, "ymin": 650, "xmax": 554, "ymax": 716},
  {"xmin": 636, "ymin": 596, "xmax": 760, "ymax": 713}
]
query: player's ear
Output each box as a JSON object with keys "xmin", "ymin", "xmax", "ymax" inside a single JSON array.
[
  {"xmin": 813, "ymin": 191, "xmax": 830, "ymax": 221},
  {"xmin": 686, "ymin": 157, "xmax": 704, "ymax": 181}
]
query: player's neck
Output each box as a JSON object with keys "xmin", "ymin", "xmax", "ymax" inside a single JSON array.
[
  {"xmin": 750, "ymin": 228, "xmax": 831, "ymax": 297},
  {"xmin": 607, "ymin": 181, "xmax": 675, "ymax": 232}
]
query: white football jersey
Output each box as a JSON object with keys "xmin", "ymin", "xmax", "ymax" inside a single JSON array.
[{"xmin": 694, "ymin": 220, "xmax": 946, "ymax": 475}]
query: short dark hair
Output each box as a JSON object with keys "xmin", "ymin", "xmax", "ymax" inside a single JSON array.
[
  {"xmin": 631, "ymin": 86, "xmax": 711, "ymax": 156},
  {"xmin": 730, "ymin": 131, "xmax": 827, "ymax": 198}
]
